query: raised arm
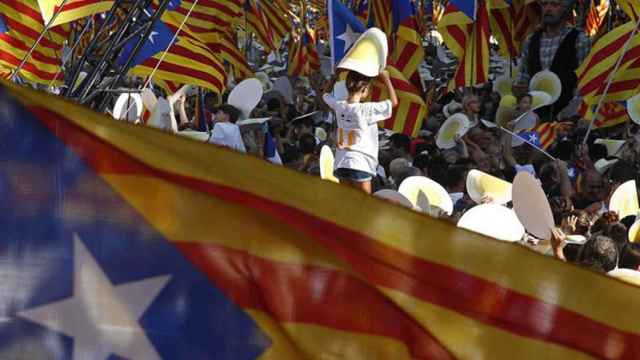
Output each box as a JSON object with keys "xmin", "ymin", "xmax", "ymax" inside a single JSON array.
[{"xmin": 379, "ymin": 69, "xmax": 398, "ymax": 108}]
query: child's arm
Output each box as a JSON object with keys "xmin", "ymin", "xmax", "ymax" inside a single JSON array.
[{"xmin": 379, "ymin": 69, "xmax": 398, "ymax": 108}]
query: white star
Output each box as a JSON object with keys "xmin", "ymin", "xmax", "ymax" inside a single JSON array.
[
  {"xmin": 528, "ymin": 134, "xmax": 538, "ymax": 144},
  {"xmin": 149, "ymin": 31, "xmax": 159, "ymax": 44},
  {"xmin": 18, "ymin": 234, "xmax": 170, "ymax": 360},
  {"xmin": 337, "ymin": 24, "xmax": 361, "ymax": 52},
  {"xmin": 568, "ymin": 168, "xmax": 576, "ymax": 177}
]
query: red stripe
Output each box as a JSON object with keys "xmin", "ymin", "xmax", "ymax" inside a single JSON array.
[
  {"xmin": 27, "ymin": 105, "xmax": 640, "ymax": 359},
  {"xmin": 178, "ymin": 242, "xmax": 453, "ymax": 359},
  {"xmin": 3, "ymin": 17, "xmax": 62, "ymax": 52},
  {"xmin": 175, "ymin": 7, "xmax": 229, "ymax": 28},
  {"xmin": 0, "ymin": 49, "xmax": 61, "ymax": 81},
  {"xmin": 578, "ymin": 33, "xmax": 633, "ymax": 83},
  {"xmin": 2, "ymin": 0, "xmax": 42, "ymax": 24},
  {"xmin": 402, "ymin": 101, "xmax": 420, "ymax": 136},
  {"xmin": 141, "ymin": 60, "xmax": 224, "ymax": 92},
  {"xmin": 0, "ymin": 35, "xmax": 60, "ymax": 66},
  {"xmin": 492, "ymin": 8, "xmax": 517, "ymax": 57}
]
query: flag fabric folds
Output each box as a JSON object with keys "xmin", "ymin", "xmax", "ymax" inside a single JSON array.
[
  {"xmin": 244, "ymin": 0, "xmax": 276, "ymax": 53},
  {"xmin": 0, "ymin": 0, "xmax": 69, "ymax": 85},
  {"xmin": 391, "ymin": 0, "xmax": 425, "ymax": 88},
  {"xmin": 439, "ymin": 0, "xmax": 491, "ymax": 89},
  {"xmin": 329, "ymin": 0, "xmax": 366, "ymax": 67},
  {"xmin": 585, "ymin": 0, "xmax": 610, "ymax": 37},
  {"xmin": 259, "ymin": 0, "xmax": 291, "ymax": 47},
  {"xmin": 371, "ymin": 65, "xmax": 427, "ymax": 137},
  {"xmin": 36, "ymin": 0, "xmax": 114, "ymax": 27},
  {"xmin": 489, "ymin": 3, "xmax": 519, "ymax": 59},
  {"xmin": 517, "ymin": 122, "xmax": 563, "ymax": 150},
  {"xmin": 118, "ymin": 20, "xmax": 226, "ymax": 94},
  {"xmin": 618, "ymin": 0, "xmax": 640, "ymax": 21},
  {"xmin": 576, "ymin": 21, "xmax": 640, "ymax": 105},
  {"xmin": 7, "ymin": 80, "xmax": 640, "ymax": 358}
]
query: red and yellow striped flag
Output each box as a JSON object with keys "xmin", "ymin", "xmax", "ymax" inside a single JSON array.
[
  {"xmin": 244, "ymin": 0, "xmax": 276, "ymax": 53},
  {"xmin": 578, "ymin": 100, "xmax": 630, "ymax": 128},
  {"xmin": 489, "ymin": 4, "xmax": 519, "ymax": 58},
  {"xmin": 260, "ymin": 0, "xmax": 291, "ymax": 47},
  {"xmin": 371, "ymin": 65, "xmax": 427, "ymax": 137},
  {"xmin": 439, "ymin": 0, "xmax": 491, "ymax": 89},
  {"xmin": 391, "ymin": 0, "xmax": 425, "ymax": 90},
  {"xmin": 10, "ymin": 79, "xmax": 640, "ymax": 358},
  {"xmin": 577, "ymin": 21, "xmax": 640, "ymax": 105},
  {"xmin": 513, "ymin": 0, "xmax": 539, "ymax": 52},
  {"xmin": 519, "ymin": 121, "xmax": 563, "ymax": 150},
  {"xmin": 0, "ymin": 0, "xmax": 69, "ymax": 85},
  {"xmin": 585, "ymin": 0, "xmax": 609, "ymax": 37},
  {"xmin": 37, "ymin": 0, "xmax": 113, "ymax": 27},
  {"xmin": 130, "ymin": 36, "xmax": 227, "ymax": 94},
  {"xmin": 158, "ymin": 2, "xmax": 253, "ymax": 81},
  {"xmin": 370, "ymin": 0, "xmax": 392, "ymax": 35},
  {"xmin": 618, "ymin": 0, "xmax": 640, "ymax": 21}
]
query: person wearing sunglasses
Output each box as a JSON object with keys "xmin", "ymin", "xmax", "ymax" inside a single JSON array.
[{"xmin": 513, "ymin": 0, "xmax": 591, "ymax": 120}]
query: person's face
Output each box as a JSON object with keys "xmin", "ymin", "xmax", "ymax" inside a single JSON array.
[
  {"xmin": 582, "ymin": 172, "xmax": 607, "ymax": 201},
  {"xmin": 215, "ymin": 110, "xmax": 229, "ymax": 122},
  {"xmin": 540, "ymin": 0, "xmax": 565, "ymax": 26},
  {"xmin": 518, "ymin": 96, "xmax": 532, "ymax": 112},
  {"xmin": 466, "ymin": 97, "xmax": 481, "ymax": 114}
]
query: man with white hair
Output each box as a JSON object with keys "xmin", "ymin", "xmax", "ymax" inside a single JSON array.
[{"xmin": 514, "ymin": 0, "xmax": 591, "ymax": 119}]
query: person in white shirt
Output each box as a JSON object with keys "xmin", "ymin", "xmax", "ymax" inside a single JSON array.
[
  {"xmin": 322, "ymin": 69, "xmax": 398, "ymax": 193},
  {"xmin": 209, "ymin": 104, "xmax": 246, "ymax": 153}
]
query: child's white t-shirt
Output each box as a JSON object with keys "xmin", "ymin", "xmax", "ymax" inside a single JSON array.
[{"xmin": 323, "ymin": 93, "xmax": 393, "ymax": 175}]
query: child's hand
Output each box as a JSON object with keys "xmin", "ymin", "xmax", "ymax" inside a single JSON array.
[{"xmin": 379, "ymin": 69, "xmax": 390, "ymax": 81}]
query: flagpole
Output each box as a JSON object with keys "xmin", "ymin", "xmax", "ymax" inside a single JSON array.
[
  {"xmin": 10, "ymin": 0, "xmax": 71, "ymax": 81},
  {"xmin": 47, "ymin": 17, "xmax": 95, "ymax": 92},
  {"xmin": 583, "ymin": 15, "xmax": 640, "ymax": 144},
  {"xmin": 117, "ymin": 0, "xmax": 201, "ymax": 118},
  {"xmin": 498, "ymin": 126, "xmax": 556, "ymax": 161},
  {"xmin": 141, "ymin": 0, "xmax": 200, "ymax": 90}
]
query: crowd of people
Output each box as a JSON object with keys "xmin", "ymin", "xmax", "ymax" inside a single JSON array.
[{"xmin": 124, "ymin": 0, "xmax": 640, "ymax": 279}]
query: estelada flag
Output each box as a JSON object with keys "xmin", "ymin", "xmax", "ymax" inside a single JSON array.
[{"xmin": 3, "ymin": 81, "xmax": 640, "ymax": 358}]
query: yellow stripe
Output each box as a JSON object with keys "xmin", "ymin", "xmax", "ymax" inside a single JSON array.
[
  {"xmin": 101, "ymin": 174, "xmax": 349, "ymax": 271},
  {"xmin": 0, "ymin": 2, "xmax": 67, "ymax": 49},
  {"xmin": 381, "ymin": 288, "xmax": 595, "ymax": 360},
  {"xmin": 52, "ymin": 2, "xmax": 114, "ymax": 27},
  {"xmin": 8, "ymin": 82, "xmax": 640, "ymax": 335},
  {"xmin": 245, "ymin": 310, "xmax": 303, "ymax": 360}
]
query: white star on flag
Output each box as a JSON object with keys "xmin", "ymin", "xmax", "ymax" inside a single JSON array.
[
  {"xmin": 337, "ymin": 24, "xmax": 361, "ymax": 51},
  {"xmin": 18, "ymin": 234, "xmax": 170, "ymax": 360},
  {"xmin": 149, "ymin": 31, "xmax": 159, "ymax": 44},
  {"xmin": 528, "ymin": 134, "xmax": 538, "ymax": 144}
]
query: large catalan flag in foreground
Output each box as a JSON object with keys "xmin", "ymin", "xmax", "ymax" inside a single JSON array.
[{"xmin": 4, "ymin": 81, "xmax": 640, "ymax": 358}]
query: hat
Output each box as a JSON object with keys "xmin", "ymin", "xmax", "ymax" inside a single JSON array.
[
  {"xmin": 609, "ymin": 180, "xmax": 639, "ymax": 219},
  {"xmin": 228, "ymin": 78, "xmax": 263, "ymax": 120},
  {"xmin": 113, "ymin": 93, "xmax": 143, "ymax": 122},
  {"xmin": 442, "ymin": 101, "xmax": 462, "ymax": 118},
  {"xmin": 529, "ymin": 70, "xmax": 562, "ymax": 104},
  {"xmin": 512, "ymin": 171, "xmax": 555, "ymax": 240},
  {"xmin": 319, "ymin": 145, "xmax": 339, "ymax": 183},
  {"xmin": 594, "ymin": 138, "xmax": 626, "ymax": 157},
  {"xmin": 374, "ymin": 189, "xmax": 414, "ymax": 209},
  {"xmin": 436, "ymin": 113, "xmax": 471, "ymax": 150},
  {"xmin": 629, "ymin": 220, "xmax": 640, "ymax": 243},
  {"xmin": 457, "ymin": 204, "xmax": 525, "ymax": 242},
  {"xmin": 627, "ymin": 93, "xmax": 640, "ymax": 125},
  {"xmin": 499, "ymin": 94, "xmax": 517, "ymax": 109},
  {"xmin": 398, "ymin": 176, "xmax": 453, "ymax": 215},
  {"xmin": 315, "ymin": 127, "xmax": 327, "ymax": 142},
  {"xmin": 466, "ymin": 169, "xmax": 513, "ymax": 205},
  {"xmin": 493, "ymin": 74, "xmax": 513, "ymax": 97},
  {"xmin": 529, "ymin": 90, "xmax": 553, "ymax": 110},
  {"xmin": 337, "ymin": 27, "xmax": 388, "ymax": 77},
  {"xmin": 595, "ymin": 158, "xmax": 619, "ymax": 175}
]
